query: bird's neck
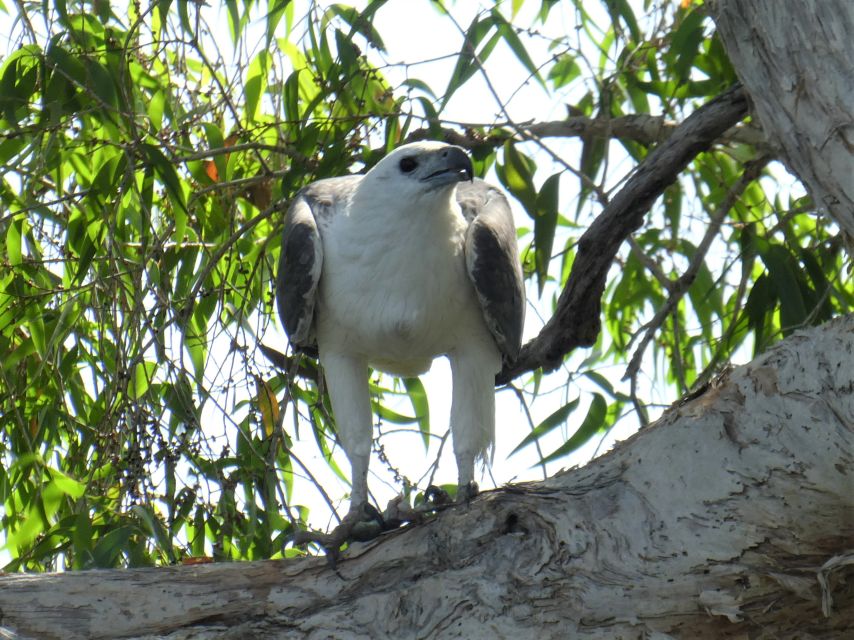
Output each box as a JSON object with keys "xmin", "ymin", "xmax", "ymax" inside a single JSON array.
[{"xmin": 351, "ymin": 186, "xmax": 463, "ymax": 232}]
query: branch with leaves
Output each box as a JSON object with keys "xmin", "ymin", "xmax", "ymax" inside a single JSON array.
[{"xmin": 499, "ymin": 85, "xmax": 750, "ymax": 383}]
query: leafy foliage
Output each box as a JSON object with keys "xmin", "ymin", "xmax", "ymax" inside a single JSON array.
[{"xmin": 0, "ymin": 0, "xmax": 850, "ymax": 570}]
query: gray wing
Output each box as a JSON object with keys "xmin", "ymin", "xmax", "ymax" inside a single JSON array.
[
  {"xmin": 457, "ymin": 179, "xmax": 526, "ymax": 363},
  {"xmin": 276, "ymin": 175, "xmax": 361, "ymax": 354}
]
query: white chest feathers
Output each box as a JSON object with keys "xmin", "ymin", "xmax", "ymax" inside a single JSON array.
[{"xmin": 314, "ymin": 190, "xmax": 489, "ymax": 372}]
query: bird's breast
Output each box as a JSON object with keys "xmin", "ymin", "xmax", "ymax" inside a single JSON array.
[{"xmin": 315, "ymin": 209, "xmax": 483, "ymax": 367}]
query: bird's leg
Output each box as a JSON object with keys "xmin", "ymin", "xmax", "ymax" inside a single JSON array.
[
  {"xmin": 291, "ymin": 352, "xmax": 387, "ymax": 554},
  {"xmin": 453, "ymin": 445, "xmax": 480, "ymax": 501},
  {"xmin": 449, "ymin": 346, "xmax": 499, "ymax": 503},
  {"xmin": 320, "ymin": 352, "xmax": 372, "ymax": 508}
]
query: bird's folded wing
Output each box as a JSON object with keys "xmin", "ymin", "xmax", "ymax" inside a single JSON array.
[
  {"xmin": 277, "ymin": 176, "xmax": 361, "ymax": 351},
  {"xmin": 459, "ymin": 180, "xmax": 526, "ymax": 363}
]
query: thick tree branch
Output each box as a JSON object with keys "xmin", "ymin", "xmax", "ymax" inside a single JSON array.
[
  {"xmin": 710, "ymin": 0, "xmax": 854, "ymax": 238},
  {"xmin": 498, "ymin": 84, "xmax": 750, "ymax": 384},
  {"xmin": 2, "ymin": 314, "xmax": 852, "ymax": 639}
]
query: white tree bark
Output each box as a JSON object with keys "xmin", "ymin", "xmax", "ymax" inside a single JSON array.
[
  {"xmin": 1, "ymin": 314, "xmax": 852, "ymax": 639},
  {"xmin": 709, "ymin": 0, "xmax": 854, "ymax": 238}
]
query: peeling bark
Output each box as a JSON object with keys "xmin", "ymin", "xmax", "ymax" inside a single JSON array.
[
  {"xmin": 710, "ymin": 0, "xmax": 854, "ymax": 237},
  {"xmin": 1, "ymin": 314, "xmax": 852, "ymax": 639}
]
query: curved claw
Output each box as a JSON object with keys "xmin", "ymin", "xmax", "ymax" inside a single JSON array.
[
  {"xmin": 459, "ymin": 480, "xmax": 479, "ymax": 501},
  {"xmin": 291, "ymin": 502, "xmax": 385, "ymax": 561},
  {"xmin": 290, "ymin": 485, "xmax": 480, "ymax": 567},
  {"xmin": 424, "ymin": 484, "xmax": 452, "ymax": 507},
  {"xmin": 349, "ymin": 503, "xmax": 386, "ymax": 542}
]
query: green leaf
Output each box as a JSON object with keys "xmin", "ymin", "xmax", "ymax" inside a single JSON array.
[
  {"xmin": 266, "ymin": 0, "xmax": 292, "ymax": 47},
  {"xmin": 540, "ymin": 394, "xmax": 608, "ymax": 465},
  {"xmin": 533, "ymin": 172, "xmax": 560, "ymax": 294},
  {"xmin": 441, "ymin": 15, "xmax": 499, "ymax": 110},
  {"xmin": 27, "ymin": 308, "xmax": 46, "ymax": 357},
  {"xmin": 548, "ymin": 55, "xmax": 581, "ymax": 90},
  {"xmin": 4, "ymin": 464, "xmax": 86, "ymax": 552},
  {"xmin": 131, "ymin": 361, "xmax": 159, "ymax": 399},
  {"xmin": 183, "ymin": 316, "xmax": 208, "ymax": 383},
  {"xmin": 245, "ymin": 51, "xmax": 269, "ymax": 123},
  {"xmin": 511, "ymin": 398, "xmax": 580, "ymax": 456},
  {"xmin": 0, "ymin": 45, "xmax": 42, "ymax": 127},
  {"xmin": 191, "ymin": 506, "xmax": 207, "ymax": 556},
  {"xmin": 744, "ymin": 273, "xmax": 775, "ymax": 353},
  {"xmin": 371, "ymin": 400, "xmax": 418, "ymax": 425},
  {"xmin": 90, "ymin": 526, "xmax": 135, "ymax": 568},
  {"xmin": 131, "ymin": 505, "xmax": 171, "ymax": 557},
  {"xmin": 327, "ymin": 2, "xmax": 388, "ymax": 51},
  {"xmin": 605, "ymin": 0, "xmax": 640, "ymax": 42},
  {"xmin": 5, "ymin": 215, "xmax": 23, "ymax": 266},
  {"xmin": 401, "ymin": 78, "xmax": 436, "ymax": 99},
  {"xmin": 141, "ymin": 143, "xmax": 188, "ymax": 235},
  {"xmin": 147, "ymin": 89, "xmax": 166, "ymax": 131},
  {"xmin": 492, "ymin": 9, "xmax": 545, "ymax": 88},
  {"xmin": 583, "ymin": 371, "xmax": 616, "ymax": 397},
  {"xmin": 498, "ymin": 141, "xmax": 537, "ymax": 213},
  {"xmin": 82, "ymin": 57, "xmax": 119, "ymax": 112},
  {"xmin": 757, "ymin": 242, "xmax": 808, "ymax": 334},
  {"xmin": 226, "ymin": 0, "xmax": 241, "ymax": 44},
  {"xmin": 403, "ymin": 377, "xmax": 430, "ymax": 449},
  {"xmin": 50, "ymin": 469, "xmax": 86, "ymax": 499},
  {"xmin": 670, "ymin": 9, "xmax": 707, "ymax": 84},
  {"xmin": 283, "ymin": 70, "xmax": 302, "ymax": 121}
]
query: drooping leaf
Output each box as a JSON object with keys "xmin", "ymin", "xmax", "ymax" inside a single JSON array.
[
  {"xmin": 511, "ymin": 398, "xmax": 580, "ymax": 457},
  {"xmin": 255, "ymin": 375, "xmax": 281, "ymax": 438},
  {"xmin": 403, "ymin": 377, "xmax": 430, "ymax": 449},
  {"xmin": 540, "ymin": 394, "xmax": 608, "ymax": 465}
]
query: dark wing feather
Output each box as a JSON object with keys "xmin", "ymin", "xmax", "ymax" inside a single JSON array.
[
  {"xmin": 276, "ymin": 176, "xmax": 361, "ymax": 354},
  {"xmin": 458, "ymin": 179, "xmax": 526, "ymax": 362}
]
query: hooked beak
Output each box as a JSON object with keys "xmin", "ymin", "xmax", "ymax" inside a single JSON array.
[{"xmin": 420, "ymin": 145, "xmax": 474, "ymax": 185}]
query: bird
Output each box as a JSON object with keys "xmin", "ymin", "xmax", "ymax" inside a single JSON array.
[{"xmin": 276, "ymin": 141, "xmax": 525, "ymax": 526}]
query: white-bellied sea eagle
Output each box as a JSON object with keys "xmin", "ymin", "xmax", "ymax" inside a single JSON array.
[{"xmin": 276, "ymin": 141, "xmax": 525, "ymax": 525}]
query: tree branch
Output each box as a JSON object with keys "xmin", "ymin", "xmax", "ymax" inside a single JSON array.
[
  {"xmin": 2, "ymin": 314, "xmax": 852, "ymax": 639},
  {"xmin": 406, "ymin": 109, "xmax": 764, "ymax": 152},
  {"xmin": 498, "ymin": 84, "xmax": 750, "ymax": 384},
  {"xmin": 622, "ymin": 155, "xmax": 772, "ymax": 388}
]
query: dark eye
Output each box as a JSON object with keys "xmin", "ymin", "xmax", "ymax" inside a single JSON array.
[{"xmin": 399, "ymin": 157, "xmax": 418, "ymax": 173}]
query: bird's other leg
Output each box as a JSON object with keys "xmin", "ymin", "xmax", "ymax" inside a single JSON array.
[
  {"xmin": 320, "ymin": 351, "xmax": 372, "ymax": 511},
  {"xmin": 449, "ymin": 344, "xmax": 500, "ymax": 502},
  {"xmin": 291, "ymin": 351, "xmax": 387, "ymax": 557}
]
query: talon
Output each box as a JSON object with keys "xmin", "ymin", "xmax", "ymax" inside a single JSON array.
[
  {"xmin": 349, "ymin": 503, "xmax": 386, "ymax": 541},
  {"xmin": 424, "ymin": 484, "xmax": 452, "ymax": 506},
  {"xmin": 290, "ymin": 502, "xmax": 389, "ymax": 560},
  {"xmin": 459, "ymin": 480, "xmax": 479, "ymax": 501}
]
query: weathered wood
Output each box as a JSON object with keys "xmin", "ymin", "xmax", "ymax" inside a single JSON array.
[
  {"xmin": 710, "ymin": 0, "xmax": 854, "ymax": 238},
  {"xmin": 2, "ymin": 314, "xmax": 852, "ymax": 639}
]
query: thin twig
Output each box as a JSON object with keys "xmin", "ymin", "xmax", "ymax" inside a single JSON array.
[{"xmin": 623, "ymin": 155, "xmax": 771, "ymax": 385}]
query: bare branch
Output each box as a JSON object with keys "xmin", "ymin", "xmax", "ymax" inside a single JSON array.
[
  {"xmin": 498, "ymin": 85, "xmax": 750, "ymax": 384},
  {"xmin": 406, "ymin": 112, "xmax": 765, "ymax": 152}
]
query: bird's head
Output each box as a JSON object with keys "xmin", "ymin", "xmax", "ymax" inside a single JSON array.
[{"xmin": 361, "ymin": 142, "xmax": 474, "ymax": 200}]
